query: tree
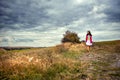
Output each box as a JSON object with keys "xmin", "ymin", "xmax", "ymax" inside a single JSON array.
[{"xmin": 61, "ymin": 30, "xmax": 80, "ymax": 43}]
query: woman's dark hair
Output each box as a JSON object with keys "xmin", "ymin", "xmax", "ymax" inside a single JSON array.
[{"xmin": 87, "ymin": 31, "xmax": 92, "ymax": 36}]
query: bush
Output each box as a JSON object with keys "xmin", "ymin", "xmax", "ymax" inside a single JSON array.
[{"xmin": 61, "ymin": 30, "xmax": 80, "ymax": 43}]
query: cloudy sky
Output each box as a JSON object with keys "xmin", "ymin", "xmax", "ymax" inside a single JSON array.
[{"xmin": 0, "ymin": 0, "xmax": 120, "ymax": 47}]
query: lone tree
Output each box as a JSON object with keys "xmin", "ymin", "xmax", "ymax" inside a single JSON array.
[{"xmin": 61, "ymin": 30, "xmax": 80, "ymax": 43}]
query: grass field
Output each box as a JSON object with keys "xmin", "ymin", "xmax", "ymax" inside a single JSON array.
[{"xmin": 0, "ymin": 40, "xmax": 120, "ymax": 80}]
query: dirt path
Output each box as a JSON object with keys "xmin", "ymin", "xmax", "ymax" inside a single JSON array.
[{"xmin": 78, "ymin": 52, "xmax": 120, "ymax": 79}]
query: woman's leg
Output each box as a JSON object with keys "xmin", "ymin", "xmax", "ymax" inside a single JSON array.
[
  {"xmin": 87, "ymin": 46, "xmax": 90, "ymax": 52},
  {"xmin": 88, "ymin": 46, "xmax": 90, "ymax": 51}
]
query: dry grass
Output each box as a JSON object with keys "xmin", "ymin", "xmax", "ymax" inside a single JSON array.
[{"xmin": 0, "ymin": 40, "xmax": 120, "ymax": 80}]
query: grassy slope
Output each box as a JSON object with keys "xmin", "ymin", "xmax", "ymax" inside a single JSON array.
[{"xmin": 0, "ymin": 40, "xmax": 120, "ymax": 80}]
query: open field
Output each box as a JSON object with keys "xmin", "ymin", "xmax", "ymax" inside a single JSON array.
[{"xmin": 0, "ymin": 40, "xmax": 120, "ymax": 80}]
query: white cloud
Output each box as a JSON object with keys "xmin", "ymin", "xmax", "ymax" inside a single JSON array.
[{"xmin": 73, "ymin": 0, "xmax": 95, "ymax": 5}]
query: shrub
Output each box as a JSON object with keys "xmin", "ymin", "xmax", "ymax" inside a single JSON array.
[{"xmin": 61, "ymin": 30, "xmax": 80, "ymax": 43}]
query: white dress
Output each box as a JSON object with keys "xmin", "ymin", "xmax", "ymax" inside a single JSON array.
[
  {"xmin": 86, "ymin": 40, "xmax": 92, "ymax": 46},
  {"xmin": 86, "ymin": 35, "xmax": 92, "ymax": 46}
]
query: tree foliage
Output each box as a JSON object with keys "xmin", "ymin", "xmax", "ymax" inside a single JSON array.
[{"xmin": 61, "ymin": 30, "xmax": 80, "ymax": 43}]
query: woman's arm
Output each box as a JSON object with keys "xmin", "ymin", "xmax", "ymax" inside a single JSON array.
[{"xmin": 90, "ymin": 36, "xmax": 92, "ymax": 43}]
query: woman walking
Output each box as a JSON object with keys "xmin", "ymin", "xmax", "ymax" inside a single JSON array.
[{"xmin": 86, "ymin": 31, "xmax": 93, "ymax": 52}]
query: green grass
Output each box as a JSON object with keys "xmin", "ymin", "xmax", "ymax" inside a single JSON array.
[
  {"xmin": 0, "ymin": 49, "xmax": 7, "ymax": 56},
  {"xmin": 95, "ymin": 40, "xmax": 120, "ymax": 45},
  {"xmin": 62, "ymin": 51, "xmax": 80, "ymax": 59},
  {"xmin": 41, "ymin": 63, "xmax": 69, "ymax": 80}
]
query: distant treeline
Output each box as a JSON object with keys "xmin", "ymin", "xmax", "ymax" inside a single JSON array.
[
  {"xmin": 0, "ymin": 47, "xmax": 32, "ymax": 50},
  {"xmin": 0, "ymin": 47, "xmax": 47, "ymax": 51}
]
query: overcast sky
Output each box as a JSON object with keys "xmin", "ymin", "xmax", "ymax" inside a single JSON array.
[{"xmin": 0, "ymin": 0, "xmax": 120, "ymax": 47}]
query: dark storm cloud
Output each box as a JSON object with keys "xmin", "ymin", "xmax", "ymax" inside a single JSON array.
[
  {"xmin": 0, "ymin": 0, "xmax": 120, "ymax": 29},
  {"xmin": 104, "ymin": 0, "xmax": 120, "ymax": 22},
  {"xmin": 0, "ymin": 0, "xmax": 93, "ymax": 32},
  {"xmin": 0, "ymin": 0, "xmax": 49, "ymax": 31}
]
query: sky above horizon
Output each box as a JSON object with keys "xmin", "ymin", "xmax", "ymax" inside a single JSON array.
[{"xmin": 0, "ymin": 0, "xmax": 120, "ymax": 47}]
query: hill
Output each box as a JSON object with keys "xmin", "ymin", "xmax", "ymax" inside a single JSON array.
[{"xmin": 0, "ymin": 40, "xmax": 120, "ymax": 80}]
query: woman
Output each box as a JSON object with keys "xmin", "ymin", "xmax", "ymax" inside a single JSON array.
[{"xmin": 86, "ymin": 31, "xmax": 93, "ymax": 52}]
